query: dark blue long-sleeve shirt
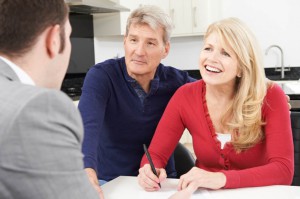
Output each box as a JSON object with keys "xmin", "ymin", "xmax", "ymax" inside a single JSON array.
[{"xmin": 78, "ymin": 57, "xmax": 194, "ymax": 181}]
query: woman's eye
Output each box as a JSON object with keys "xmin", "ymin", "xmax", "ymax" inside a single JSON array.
[
  {"xmin": 204, "ymin": 47, "xmax": 211, "ymax": 51},
  {"xmin": 222, "ymin": 51, "xmax": 230, "ymax": 57}
]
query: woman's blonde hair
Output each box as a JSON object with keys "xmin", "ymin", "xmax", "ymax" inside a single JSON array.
[{"xmin": 204, "ymin": 18, "xmax": 267, "ymax": 152}]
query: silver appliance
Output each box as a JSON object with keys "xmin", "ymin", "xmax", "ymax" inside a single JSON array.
[{"xmin": 65, "ymin": 0, "xmax": 130, "ymax": 14}]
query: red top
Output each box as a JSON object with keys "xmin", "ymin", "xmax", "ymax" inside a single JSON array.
[{"xmin": 141, "ymin": 80, "xmax": 294, "ymax": 188}]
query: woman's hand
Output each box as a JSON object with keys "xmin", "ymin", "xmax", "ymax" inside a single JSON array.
[
  {"xmin": 138, "ymin": 164, "xmax": 167, "ymax": 191},
  {"xmin": 177, "ymin": 167, "xmax": 226, "ymax": 191}
]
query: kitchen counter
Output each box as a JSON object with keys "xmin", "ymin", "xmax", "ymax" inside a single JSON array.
[
  {"xmin": 274, "ymin": 80, "xmax": 300, "ymax": 110},
  {"xmin": 281, "ymin": 82, "xmax": 300, "ymax": 94}
]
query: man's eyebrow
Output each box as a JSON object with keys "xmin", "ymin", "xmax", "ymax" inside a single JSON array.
[{"xmin": 148, "ymin": 38, "xmax": 158, "ymax": 42}]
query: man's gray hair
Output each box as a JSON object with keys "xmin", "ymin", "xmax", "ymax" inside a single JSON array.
[{"xmin": 125, "ymin": 5, "xmax": 173, "ymax": 44}]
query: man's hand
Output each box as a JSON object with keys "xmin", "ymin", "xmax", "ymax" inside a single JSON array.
[
  {"xmin": 285, "ymin": 94, "xmax": 291, "ymax": 110},
  {"xmin": 85, "ymin": 168, "xmax": 105, "ymax": 199}
]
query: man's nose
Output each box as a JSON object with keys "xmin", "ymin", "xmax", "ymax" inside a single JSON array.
[{"xmin": 135, "ymin": 42, "xmax": 146, "ymax": 56}]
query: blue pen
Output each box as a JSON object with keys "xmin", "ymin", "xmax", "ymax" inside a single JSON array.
[{"xmin": 143, "ymin": 144, "xmax": 161, "ymax": 188}]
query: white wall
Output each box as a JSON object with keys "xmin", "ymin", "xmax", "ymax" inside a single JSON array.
[
  {"xmin": 94, "ymin": 0, "xmax": 300, "ymax": 70},
  {"xmin": 218, "ymin": 0, "xmax": 300, "ymax": 68}
]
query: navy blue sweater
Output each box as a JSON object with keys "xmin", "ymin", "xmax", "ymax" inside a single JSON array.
[{"xmin": 79, "ymin": 57, "xmax": 194, "ymax": 181}]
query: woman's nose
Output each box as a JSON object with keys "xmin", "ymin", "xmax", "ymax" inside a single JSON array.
[{"xmin": 208, "ymin": 50, "xmax": 220, "ymax": 61}]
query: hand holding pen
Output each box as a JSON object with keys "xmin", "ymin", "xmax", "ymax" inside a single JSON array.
[
  {"xmin": 143, "ymin": 144, "xmax": 162, "ymax": 188},
  {"xmin": 138, "ymin": 144, "xmax": 167, "ymax": 191}
]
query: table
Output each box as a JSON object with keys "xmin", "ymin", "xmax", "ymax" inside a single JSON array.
[{"xmin": 101, "ymin": 176, "xmax": 300, "ymax": 199}]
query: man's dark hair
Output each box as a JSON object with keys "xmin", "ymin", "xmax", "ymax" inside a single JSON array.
[{"xmin": 0, "ymin": 0, "xmax": 69, "ymax": 57}]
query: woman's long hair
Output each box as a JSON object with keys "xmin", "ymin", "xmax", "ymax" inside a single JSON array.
[{"xmin": 204, "ymin": 18, "xmax": 267, "ymax": 152}]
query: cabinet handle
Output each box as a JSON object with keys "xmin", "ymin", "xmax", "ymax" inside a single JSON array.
[{"xmin": 193, "ymin": 7, "xmax": 197, "ymax": 27}]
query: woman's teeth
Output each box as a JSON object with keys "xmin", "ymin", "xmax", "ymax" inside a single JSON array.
[{"xmin": 205, "ymin": 65, "xmax": 221, "ymax": 73}]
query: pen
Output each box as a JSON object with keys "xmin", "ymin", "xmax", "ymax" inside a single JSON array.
[{"xmin": 143, "ymin": 144, "xmax": 161, "ymax": 188}]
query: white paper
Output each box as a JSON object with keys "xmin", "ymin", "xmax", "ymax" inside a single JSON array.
[{"xmin": 138, "ymin": 179, "xmax": 211, "ymax": 199}]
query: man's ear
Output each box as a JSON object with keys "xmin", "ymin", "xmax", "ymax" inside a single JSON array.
[
  {"xmin": 45, "ymin": 25, "xmax": 61, "ymax": 58},
  {"xmin": 162, "ymin": 42, "xmax": 170, "ymax": 59},
  {"xmin": 123, "ymin": 35, "xmax": 127, "ymax": 46}
]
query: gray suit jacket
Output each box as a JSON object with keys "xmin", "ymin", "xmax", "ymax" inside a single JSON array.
[{"xmin": 0, "ymin": 59, "xmax": 99, "ymax": 199}]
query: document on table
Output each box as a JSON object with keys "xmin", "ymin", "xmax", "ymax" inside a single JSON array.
[
  {"xmin": 138, "ymin": 178, "xmax": 211, "ymax": 199},
  {"xmin": 102, "ymin": 176, "xmax": 211, "ymax": 199}
]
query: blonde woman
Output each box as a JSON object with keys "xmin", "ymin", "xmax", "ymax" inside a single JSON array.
[{"xmin": 138, "ymin": 18, "xmax": 294, "ymax": 196}]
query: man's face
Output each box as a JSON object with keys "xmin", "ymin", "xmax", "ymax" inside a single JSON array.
[{"xmin": 124, "ymin": 23, "xmax": 169, "ymax": 80}]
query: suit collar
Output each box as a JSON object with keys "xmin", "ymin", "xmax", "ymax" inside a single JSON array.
[{"xmin": 0, "ymin": 58, "xmax": 20, "ymax": 82}]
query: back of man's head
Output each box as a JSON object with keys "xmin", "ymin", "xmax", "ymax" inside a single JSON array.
[{"xmin": 0, "ymin": 0, "xmax": 68, "ymax": 58}]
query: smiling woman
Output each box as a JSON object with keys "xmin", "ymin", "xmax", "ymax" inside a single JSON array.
[{"xmin": 139, "ymin": 18, "xmax": 293, "ymax": 196}]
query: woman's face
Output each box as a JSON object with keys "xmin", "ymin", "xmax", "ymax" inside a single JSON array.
[{"xmin": 199, "ymin": 32, "xmax": 240, "ymax": 88}]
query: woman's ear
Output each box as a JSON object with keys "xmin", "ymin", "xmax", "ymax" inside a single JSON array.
[{"xmin": 45, "ymin": 24, "xmax": 61, "ymax": 58}]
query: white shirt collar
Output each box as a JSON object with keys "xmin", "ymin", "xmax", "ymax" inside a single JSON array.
[{"xmin": 0, "ymin": 56, "xmax": 35, "ymax": 85}]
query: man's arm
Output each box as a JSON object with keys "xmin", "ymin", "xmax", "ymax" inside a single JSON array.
[{"xmin": 85, "ymin": 168, "xmax": 104, "ymax": 196}]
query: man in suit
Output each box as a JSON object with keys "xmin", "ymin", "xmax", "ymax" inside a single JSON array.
[{"xmin": 0, "ymin": 1, "xmax": 102, "ymax": 198}]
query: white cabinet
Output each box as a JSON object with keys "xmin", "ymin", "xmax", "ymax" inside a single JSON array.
[
  {"xmin": 170, "ymin": 0, "xmax": 216, "ymax": 37},
  {"xmin": 93, "ymin": 0, "xmax": 169, "ymax": 36},
  {"xmin": 94, "ymin": 0, "xmax": 218, "ymax": 37},
  {"xmin": 169, "ymin": 0, "xmax": 191, "ymax": 36},
  {"xmin": 93, "ymin": 0, "xmax": 135, "ymax": 36}
]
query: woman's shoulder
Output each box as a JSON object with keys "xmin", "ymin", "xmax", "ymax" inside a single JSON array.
[
  {"xmin": 263, "ymin": 82, "xmax": 288, "ymax": 111},
  {"xmin": 265, "ymin": 82, "xmax": 286, "ymax": 98}
]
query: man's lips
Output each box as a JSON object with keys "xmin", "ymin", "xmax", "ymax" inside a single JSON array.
[{"xmin": 132, "ymin": 59, "xmax": 147, "ymax": 64}]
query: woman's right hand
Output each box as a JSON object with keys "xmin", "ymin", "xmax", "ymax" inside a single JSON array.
[{"xmin": 138, "ymin": 164, "xmax": 167, "ymax": 191}]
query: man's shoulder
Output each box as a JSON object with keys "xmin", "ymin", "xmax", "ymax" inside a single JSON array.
[
  {"xmin": 0, "ymin": 82, "xmax": 81, "ymax": 137},
  {"xmin": 157, "ymin": 64, "xmax": 192, "ymax": 84},
  {"xmin": 1, "ymin": 82, "xmax": 75, "ymax": 116},
  {"xmin": 92, "ymin": 58, "xmax": 123, "ymax": 73},
  {"xmin": 159, "ymin": 64, "xmax": 186, "ymax": 75},
  {"xmin": 85, "ymin": 58, "xmax": 124, "ymax": 81}
]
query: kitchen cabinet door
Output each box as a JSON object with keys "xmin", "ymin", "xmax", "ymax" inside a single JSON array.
[
  {"xmin": 140, "ymin": 0, "xmax": 169, "ymax": 13},
  {"xmin": 170, "ymin": 0, "xmax": 218, "ymax": 37},
  {"xmin": 191, "ymin": 0, "xmax": 210, "ymax": 34},
  {"xmin": 93, "ymin": 0, "xmax": 138, "ymax": 36},
  {"xmin": 169, "ymin": 0, "xmax": 192, "ymax": 36}
]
